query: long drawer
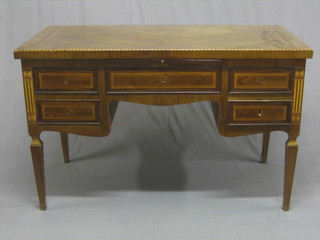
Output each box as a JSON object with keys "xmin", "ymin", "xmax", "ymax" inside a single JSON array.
[
  {"xmin": 229, "ymin": 102, "xmax": 291, "ymax": 124},
  {"xmin": 37, "ymin": 101, "xmax": 99, "ymax": 123},
  {"xmin": 106, "ymin": 70, "xmax": 219, "ymax": 92},
  {"xmin": 229, "ymin": 69, "xmax": 293, "ymax": 92}
]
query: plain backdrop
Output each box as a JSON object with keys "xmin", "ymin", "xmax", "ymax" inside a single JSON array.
[{"xmin": 1, "ymin": 0, "xmax": 320, "ymax": 239}]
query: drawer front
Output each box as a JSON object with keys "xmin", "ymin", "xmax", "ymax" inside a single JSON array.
[
  {"xmin": 229, "ymin": 102, "xmax": 290, "ymax": 124},
  {"xmin": 37, "ymin": 101, "xmax": 99, "ymax": 122},
  {"xmin": 36, "ymin": 70, "xmax": 97, "ymax": 91},
  {"xmin": 230, "ymin": 69, "xmax": 293, "ymax": 92},
  {"xmin": 107, "ymin": 70, "xmax": 219, "ymax": 92}
]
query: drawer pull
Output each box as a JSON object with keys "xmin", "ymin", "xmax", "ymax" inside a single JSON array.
[
  {"xmin": 259, "ymin": 76, "xmax": 265, "ymax": 84},
  {"xmin": 64, "ymin": 77, "xmax": 69, "ymax": 85},
  {"xmin": 257, "ymin": 110, "xmax": 262, "ymax": 117},
  {"xmin": 65, "ymin": 109, "xmax": 71, "ymax": 116},
  {"xmin": 161, "ymin": 77, "xmax": 166, "ymax": 84}
]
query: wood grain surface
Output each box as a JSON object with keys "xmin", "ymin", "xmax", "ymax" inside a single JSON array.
[{"xmin": 14, "ymin": 25, "xmax": 313, "ymax": 59}]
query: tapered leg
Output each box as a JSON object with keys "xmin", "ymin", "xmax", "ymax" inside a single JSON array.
[
  {"xmin": 30, "ymin": 137, "xmax": 46, "ymax": 210},
  {"xmin": 260, "ymin": 132, "xmax": 270, "ymax": 164},
  {"xmin": 282, "ymin": 138, "xmax": 298, "ymax": 211},
  {"xmin": 60, "ymin": 132, "xmax": 70, "ymax": 163}
]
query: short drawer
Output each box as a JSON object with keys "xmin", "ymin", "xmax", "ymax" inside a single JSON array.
[
  {"xmin": 35, "ymin": 69, "xmax": 97, "ymax": 92},
  {"xmin": 229, "ymin": 69, "xmax": 293, "ymax": 92},
  {"xmin": 107, "ymin": 70, "xmax": 219, "ymax": 92},
  {"xmin": 37, "ymin": 101, "xmax": 99, "ymax": 122},
  {"xmin": 229, "ymin": 102, "xmax": 290, "ymax": 124}
]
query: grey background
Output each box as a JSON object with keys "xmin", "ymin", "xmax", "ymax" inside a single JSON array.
[{"xmin": 1, "ymin": 0, "xmax": 320, "ymax": 239}]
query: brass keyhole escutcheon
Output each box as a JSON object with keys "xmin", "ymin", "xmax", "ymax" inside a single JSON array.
[
  {"xmin": 161, "ymin": 77, "xmax": 166, "ymax": 84},
  {"xmin": 65, "ymin": 109, "xmax": 71, "ymax": 116},
  {"xmin": 259, "ymin": 76, "xmax": 265, "ymax": 84},
  {"xmin": 64, "ymin": 77, "xmax": 69, "ymax": 84},
  {"xmin": 257, "ymin": 109, "xmax": 262, "ymax": 117}
]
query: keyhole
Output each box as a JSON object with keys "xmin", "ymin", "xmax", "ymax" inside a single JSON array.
[
  {"xmin": 259, "ymin": 76, "xmax": 265, "ymax": 84},
  {"xmin": 161, "ymin": 77, "xmax": 165, "ymax": 84},
  {"xmin": 258, "ymin": 109, "xmax": 262, "ymax": 117},
  {"xmin": 64, "ymin": 77, "xmax": 69, "ymax": 84},
  {"xmin": 65, "ymin": 109, "xmax": 71, "ymax": 116}
]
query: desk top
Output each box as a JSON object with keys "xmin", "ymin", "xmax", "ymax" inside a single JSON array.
[{"xmin": 14, "ymin": 25, "xmax": 313, "ymax": 59}]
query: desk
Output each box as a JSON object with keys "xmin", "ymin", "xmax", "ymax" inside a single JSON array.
[{"xmin": 14, "ymin": 25, "xmax": 313, "ymax": 210}]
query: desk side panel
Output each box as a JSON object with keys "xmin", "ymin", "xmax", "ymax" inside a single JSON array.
[
  {"xmin": 21, "ymin": 60, "xmax": 112, "ymax": 137},
  {"xmin": 216, "ymin": 59, "xmax": 306, "ymax": 137}
]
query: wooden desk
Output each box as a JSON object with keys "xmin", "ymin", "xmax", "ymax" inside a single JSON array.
[{"xmin": 14, "ymin": 25, "xmax": 313, "ymax": 210}]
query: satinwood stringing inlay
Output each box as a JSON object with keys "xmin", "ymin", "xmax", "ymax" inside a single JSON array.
[
  {"xmin": 292, "ymin": 70, "xmax": 305, "ymax": 123},
  {"xmin": 23, "ymin": 70, "xmax": 36, "ymax": 122}
]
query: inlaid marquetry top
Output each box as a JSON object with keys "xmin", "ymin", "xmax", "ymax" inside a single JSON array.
[{"xmin": 14, "ymin": 25, "xmax": 313, "ymax": 59}]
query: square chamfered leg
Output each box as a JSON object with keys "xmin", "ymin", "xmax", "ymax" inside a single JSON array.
[
  {"xmin": 30, "ymin": 136, "xmax": 47, "ymax": 210},
  {"xmin": 60, "ymin": 132, "xmax": 70, "ymax": 163},
  {"xmin": 261, "ymin": 132, "xmax": 270, "ymax": 164},
  {"xmin": 282, "ymin": 136, "xmax": 298, "ymax": 211}
]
